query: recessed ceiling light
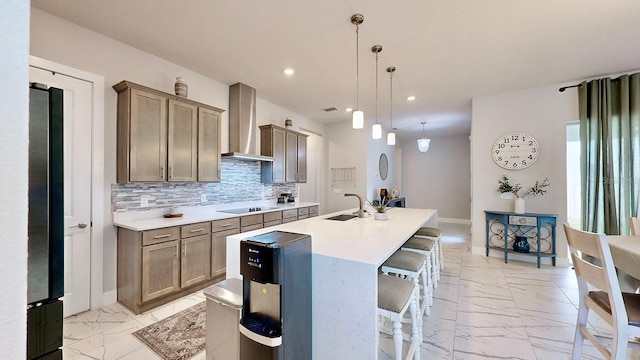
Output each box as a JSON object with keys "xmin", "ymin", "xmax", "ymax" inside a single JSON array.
[
  {"xmin": 407, "ymin": 96, "xmax": 416, "ymax": 101},
  {"xmin": 284, "ymin": 68, "xmax": 295, "ymax": 75},
  {"xmin": 346, "ymin": 108, "xmax": 353, "ymax": 112}
]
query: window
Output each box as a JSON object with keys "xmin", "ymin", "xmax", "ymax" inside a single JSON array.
[{"xmin": 567, "ymin": 122, "xmax": 581, "ymax": 228}]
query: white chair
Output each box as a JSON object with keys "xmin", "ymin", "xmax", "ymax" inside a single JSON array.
[
  {"xmin": 401, "ymin": 236, "xmax": 437, "ymax": 298},
  {"xmin": 378, "ymin": 274, "xmax": 420, "ymax": 360},
  {"xmin": 381, "ymin": 249, "xmax": 430, "ymax": 320},
  {"xmin": 563, "ymin": 223, "xmax": 640, "ymax": 359},
  {"xmin": 413, "ymin": 226, "xmax": 444, "ymax": 276}
]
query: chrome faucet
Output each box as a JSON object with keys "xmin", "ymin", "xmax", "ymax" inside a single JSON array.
[{"xmin": 344, "ymin": 193, "xmax": 365, "ymax": 218}]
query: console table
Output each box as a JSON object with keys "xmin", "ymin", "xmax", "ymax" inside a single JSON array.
[{"xmin": 485, "ymin": 210, "xmax": 557, "ymax": 268}]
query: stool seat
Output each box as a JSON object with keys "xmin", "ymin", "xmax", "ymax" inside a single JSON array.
[
  {"xmin": 415, "ymin": 227, "xmax": 441, "ymax": 238},
  {"xmin": 383, "ymin": 251, "xmax": 425, "ymax": 273},
  {"xmin": 403, "ymin": 236, "xmax": 435, "ymax": 252},
  {"xmin": 378, "ymin": 275, "xmax": 415, "ymax": 313}
]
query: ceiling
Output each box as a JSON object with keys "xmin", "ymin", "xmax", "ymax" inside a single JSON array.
[{"xmin": 31, "ymin": 0, "xmax": 640, "ymax": 140}]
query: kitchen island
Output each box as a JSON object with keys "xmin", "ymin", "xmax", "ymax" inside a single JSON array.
[{"xmin": 226, "ymin": 207, "xmax": 438, "ymax": 360}]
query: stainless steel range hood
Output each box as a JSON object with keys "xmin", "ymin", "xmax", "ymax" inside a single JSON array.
[{"xmin": 222, "ymin": 83, "xmax": 274, "ymax": 162}]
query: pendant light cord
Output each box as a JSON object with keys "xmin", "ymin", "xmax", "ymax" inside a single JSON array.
[
  {"xmin": 356, "ymin": 23, "xmax": 360, "ymax": 111},
  {"xmin": 375, "ymin": 50, "xmax": 378, "ymax": 124},
  {"xmin": 389, "ymin": 70, "xmax": 394, "ymax": 129}
]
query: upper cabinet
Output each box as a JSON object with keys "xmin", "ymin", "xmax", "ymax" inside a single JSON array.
[
  {"xmin": 260, "ymin": 124, "xmax": 308, "ymax": 183},
  {"xmin": 197, "ymin": 107, "xmax": 222, "ymax": 182},
  {"xmin": 114, "ymin": 81, "xmax": 224, "ymax": 183}
]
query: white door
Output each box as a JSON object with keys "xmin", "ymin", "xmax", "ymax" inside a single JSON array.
[{"xmin": 29, "ymin": 66, "xmax": 92, "ymax": 317}]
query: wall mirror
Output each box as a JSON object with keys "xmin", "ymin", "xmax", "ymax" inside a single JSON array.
[{"xmin": 379, "ymin": 153, "xmax": 389, "ymax": 180}]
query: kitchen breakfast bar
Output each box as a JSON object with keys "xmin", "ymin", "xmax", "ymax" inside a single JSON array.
[{"xmin": 226, "ymin": 207, "xmax": 438, "ymax": 359}]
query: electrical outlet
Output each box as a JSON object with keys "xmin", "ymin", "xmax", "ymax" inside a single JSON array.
[
  {"xmin": 201, "ymin": 194, "xmax": 208, "ymax": 203},
  {"xmin": 140, "ymin": 196, "xmax": 149, "ymax": 207},
  {"xmin": 333, "ymin": 188, "xmax": 342, "ymax": 194}
]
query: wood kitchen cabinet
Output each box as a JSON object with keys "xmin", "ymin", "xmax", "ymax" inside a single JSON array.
[
  {"xmin": 114, "ymin": 81, "xmax": 224, "ymax": 183},
  {"xmin": 120, "ymin": 88, "xmax": 168, "ymax": 182},
  {"xmin": 260, "ymin": 124, "xmax": 308, "ymax": 183},
  {"xmin": 168, "ymin": 100, "xmax": 198, "ymax": 182},
  {"xmin": 117, "ymin": 222, "xmax": 219, "ymax": 314},
  {"xmin": 141, "ymin": 239, "xmax": 180, "ymax": 302},
  {"xmin": 198, "ymin": 107, "xmax": 222, "ymax": 182},
  {"xmin": 180, "ymin": 222, "xmax": 211, "ymax": 288},
  {"xmin": 211, "ymin": 218, "xmax": 240, "ymax": 278}
]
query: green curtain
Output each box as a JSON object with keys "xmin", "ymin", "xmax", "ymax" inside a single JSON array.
[{"xmin": 579, "ymin": 73, "xmax": 640, "ymax": 235}]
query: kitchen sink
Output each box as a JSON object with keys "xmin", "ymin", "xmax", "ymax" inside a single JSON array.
[{"xmin": 325, "ymin": 214, "xmax": 358, "ymax": 221}]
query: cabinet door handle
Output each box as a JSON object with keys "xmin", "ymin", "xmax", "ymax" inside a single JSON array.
[
  {"xmin": 189, "ymin": 228, "xmax": 205, "ymax": 233},
  {"xmin": 220, "ymin": 223, "xmax": 234, "ymax": 227},
  {"xmin": 175, "ymin": 244, "xmax": 179, "ymax": 258},
  {"xmin": 169, "ymin": 167, "xmax": 173, "ymax": 179},
  {"xmin": 154, "ymin": 234, "xmax": 172, "ymax": 239},
  {"xmin": 182, "ymin": 242, "xmax": 186, "ymax": 256},
  {"xmin": 160, "ymin": 166, "xmax": 164, "ymax": 179}
]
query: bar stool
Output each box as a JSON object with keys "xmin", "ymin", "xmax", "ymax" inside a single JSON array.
[
  {"xmin": 401, "ymin": 236, "xmax": 438, "ymax": 295},
  {"xmin": 414, "ymin": 226, "xmax": 444, "ymax": 273},
  {"xmin": 381, "ymin": 249, "xmax": 431, "ymax": 319},
  {"xmin": 378, "ymin": 274, "xmax": 420, "ymax": 360}
]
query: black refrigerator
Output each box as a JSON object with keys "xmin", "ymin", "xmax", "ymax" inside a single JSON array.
[{"xmin": 26, "ymin": 83, "xmax": 64, "ymax": 360}]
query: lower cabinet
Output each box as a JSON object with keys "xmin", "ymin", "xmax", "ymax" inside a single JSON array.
[
  {"xmin": 211, "ymin": 218, "xmax": 240, "ymax": 279},
  {"xmin": 118, "ymin": 221, "xmax": 221, "ymax": 314},
  {"xmin": 180, "ymin": 234, "xmax": 211, "ymax": 288},
  {"xmin": 141, "ymin": 240, "xmax": 180, "ymax": 302}
]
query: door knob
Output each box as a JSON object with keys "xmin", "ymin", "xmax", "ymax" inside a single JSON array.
[{"xmin": 77, "ymin": 222, "xmax": 88, "ymax": 229}]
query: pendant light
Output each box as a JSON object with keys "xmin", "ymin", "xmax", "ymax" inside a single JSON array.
[
  {"xmin": 417, "ymin": 122, "xmax": 431, "ymax": 152},
  {"xmin": 371, "ymin": 45, "xmax": 383, "ymax": 139},
  {"xmin": 351, "ymin": 14, "xmax": 364, "ymax": 129},
  {"xmin": 387, "ymin": 66, "xmax": 396, "ymax": 145}
]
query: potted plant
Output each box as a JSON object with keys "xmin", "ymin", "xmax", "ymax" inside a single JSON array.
[
  {"xmin": 497, "ymin": 175, "xmax": 550, "ymax": 213},
  {"xmin": 368, "ymin": 199, "xmax": 389, "ymax": 220}
]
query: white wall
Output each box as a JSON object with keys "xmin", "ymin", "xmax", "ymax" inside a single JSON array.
[
  {"xmin": 30, "ymin": 8, "xmax": 325, "ymax": 301},
  {"xmin": 471, "ymin": 84, "xmax": 577, "ymax": 265},
  {"xmin": 366, "ymin": 118, "xmax": 397, "ymax": 202},
  {"xmin": 0, "ymin": 1, "xmax": 29, "ymax": 356},
  {"xmin": 402, "ymin": 135, "xmax": 471, "ymax": 221},
  {"xmin": 323, "ymin": 120, "xmax": 369, "ymax": 213}
]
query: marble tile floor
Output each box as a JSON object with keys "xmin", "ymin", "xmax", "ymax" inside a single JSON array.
[{"xmin": 63, "ymin": 222, "xmax": 640, "ymax": 359}]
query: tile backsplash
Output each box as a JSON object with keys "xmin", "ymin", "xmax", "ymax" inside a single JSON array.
[{"xmin": 112, "ymin": 158, "xmax": 298, "ymax": 212}]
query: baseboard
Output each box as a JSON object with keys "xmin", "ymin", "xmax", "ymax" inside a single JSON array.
[
  {"xmin": 101, "ymin": 290, "xmax": 117, "ymax": 308},
  {"xmin": 439, "ymin": 217, "xmax": 471, "ymax": 225}
]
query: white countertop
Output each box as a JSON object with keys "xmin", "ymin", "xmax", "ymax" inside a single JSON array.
[
  {"xmin": 113, "ymin": 201, "xmax": 319, "ymax": 231},
  {"xmin": 228, "ymin": 207, "xmax": 437, "ymax": 267}
]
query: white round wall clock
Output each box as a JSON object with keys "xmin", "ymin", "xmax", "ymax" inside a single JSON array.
[{"xmin": 491, "ymin": 132, "xmax": 539, "ymax": 170}]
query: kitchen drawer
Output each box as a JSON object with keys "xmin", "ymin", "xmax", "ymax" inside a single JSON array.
[
  {"xmin": 241, "ymin": 214, "xmax": 263, "ymax": 227},
  {"xmin": 181, "ymin": 222, "xmax": 211, "ymax": 238},
  {"xmin": 282, "ymin": 216, "xmax": 297, "ymax": 224},
  {"xmin": 142, "ymin": 227, "xmax": 180, "ymax": 246},
  {"xmin": 297, "ymin": 214, "xmax": 309, "ymax": 220},
  {"xmin": 211, "ymin": 217, "xmax": 240, "ymax": 232},
  {"xmin": 241, "ymin": 224, "xmax": 263, "ymax": 233},
  {"xmin": 264, "ymin": 211, "xmax": 282, "ymax": 222},
  {"xmin": 264, "ymin": 219, "xmax": 282, "ymax": 228},
  {"xmin": 298, "ymin": 207, "xmax": 309, "ymax": 216},
  {"xmin": 309, "ymin": 205, "xmax": 319, "ymax": 217},
  {"xmin": 282, "ymin": 209, "xmax": 297, "ymax": 219}
]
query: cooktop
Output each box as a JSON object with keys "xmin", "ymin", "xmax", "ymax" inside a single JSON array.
[{"xmin": 218, "ymin": 206, "xmax": 280, "ymax": 214}]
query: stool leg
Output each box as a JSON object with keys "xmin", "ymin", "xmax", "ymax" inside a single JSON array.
[
  {"xmin": 409, "ymin": 287, "xmax": 420, "ymax": 360},
  {"xmin": 431, "ymin": 249, "xmax": 439, "ymax": 289},
  {"xmin": 392, "ymin": 320, "xmax": 403, "ymax": 360},
  {"xmin": 425, "ymin": 252, "xmax": 433, "ymax": 306},
  {"xmin": 434, "ymin": 240, "xmax": 441, "ymax": 280},
  {"xmin": 420, "ymin": 260, "xmax": 430, "ymax": 316},
  {"xmin": 411, "ymin": 276, "xmax": 423, "ymax": 337}
]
